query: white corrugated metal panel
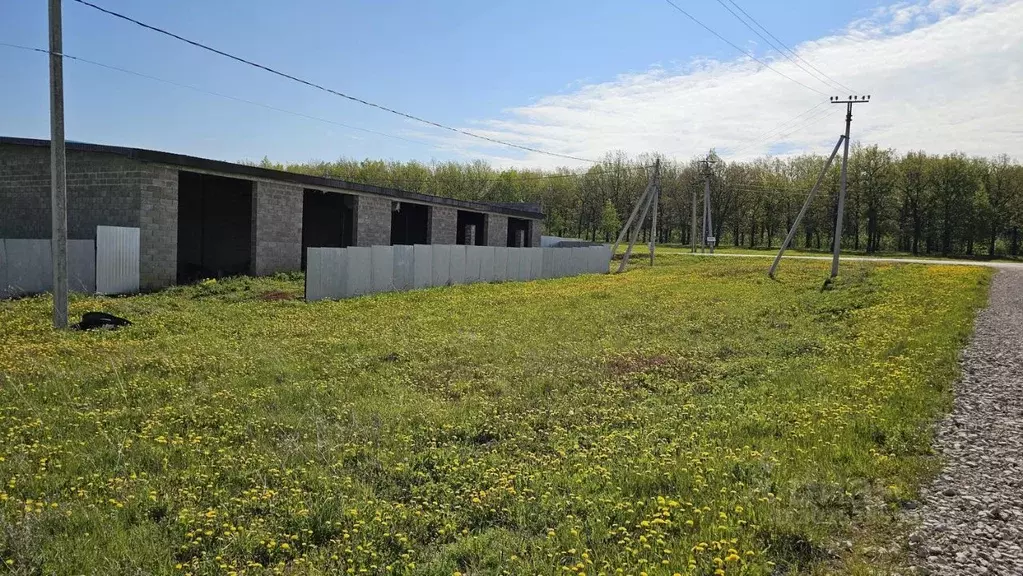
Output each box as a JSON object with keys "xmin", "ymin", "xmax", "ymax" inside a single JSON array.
[{"xmin": 96, "ymin": 226, "xmax": 140, "ymax": 295}]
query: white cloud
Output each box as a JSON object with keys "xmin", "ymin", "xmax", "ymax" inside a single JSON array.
[{"xmin": 435, "ymin": 0, "xmax": 1023, "ymax": 169}]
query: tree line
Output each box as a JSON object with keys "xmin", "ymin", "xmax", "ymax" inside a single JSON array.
[{"xmin": 259, "ymin": 145, "xmax": 1023, "ymax": 257}]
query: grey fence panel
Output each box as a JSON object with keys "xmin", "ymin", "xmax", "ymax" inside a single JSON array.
[
  {"xmin": 541, "ymin": 247, "xmax": 556, "ymax": 279},
  {"xmin": 465, "ymin": 246, "xmax": 483, "ymax": 283},
  {"xmin": 493, "ymin": 248, "xmax": 508, "ymax": 282},
  {"xmin": 506, "ymin": 248, "xmax": 521, "ymax": 282},
  {"xmin": 371, "ymin": 246, "xmax": 394, "ymax": 293},
  {"xmin": 393, "ymin": 246, "xmax": 414, "ymax": 292},
  {"xmin": 432, "ymin": 244, "xmax": 451, "ymax": 287},
  {"xmin": 554, "ymin": 248, "xmax": 571, "ymax": 278},
  {"xmin": 528, "ymin": 248, "xmax": 543, "ymax": 280},
  {"xmin": 516, "ymin": 248, "xmax": 530, "ymax": 281},
  {"xmin": 5, "ymin": 239, "xmax": 52, "ymax": 296},
  {"xmin": 96, "ymin": 226, "xmax": 140, "ymax": 295},
  {"xmin": 0, "ymin": 240, "xmax": 7, "ymax": 299},
  {"xmin": 305, "ymin": 247, "xmax": 346, "ymax": 301},
  {"xmin": 597, "ymin": 246, "xmax": 612, "ymax": 274},
  {"xmin": 413, "ymin": 245, "xmax": 433, "ymax": 289},
  {"xmin": 449, "ymin": 245, "xmax": 467, "ymax": 286},
  {"xmin": 346, "ymin": 247, "xmax": 372, "ymax": 297},
  {"xmin": 570, "ymin": 247, "xmax": 587, "ymax": 276},
  {"xmin": 479, "ymin": 246, "xmax": 495, "ymax": 282},
  {"xmin": 69, "ymin": 240, "xmax": 96, "ymax": 293}
]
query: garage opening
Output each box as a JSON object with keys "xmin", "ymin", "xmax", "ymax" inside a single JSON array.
[
  {"xmin": 507, "ymin": 218, "xmax": 532, "ymax": 247},
  {"xmin": 176, "ymin": 171, "xmax": 253, "ymax": 284},
  {"xmin": 302, "ymin": 189, "xmax": 354, "ymax": 270},
  {"xmin": 390, "ymin": 202, "xmax": 429, "ymax": 245},
  {"xmin": 456, "ymin": 210, "xmax": 487, "ymax": 245}
]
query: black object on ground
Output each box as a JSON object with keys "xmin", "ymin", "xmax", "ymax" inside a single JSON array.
[{"xmin": 71, "ymin": 312, "xmax": 132, "ymax": 331}]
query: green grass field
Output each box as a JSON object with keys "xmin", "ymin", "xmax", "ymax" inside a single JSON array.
[{"xmin": 0, "ymin": 258, "xmax": 990, "ymax": 575}]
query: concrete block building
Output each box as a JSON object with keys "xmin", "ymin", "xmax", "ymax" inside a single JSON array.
[{"xmin": 0, "ymin": 137, "xmax": 543, "ymax": 291}]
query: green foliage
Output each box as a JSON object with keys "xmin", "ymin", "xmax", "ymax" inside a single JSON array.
[{"xmin": 0, "ymin": 260, "xmax": 989, "ymax": 575}]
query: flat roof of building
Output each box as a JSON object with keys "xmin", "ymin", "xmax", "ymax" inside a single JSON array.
[{"xmin": 0, "ymin": 136, "xmax": 544, "ymax": 220}]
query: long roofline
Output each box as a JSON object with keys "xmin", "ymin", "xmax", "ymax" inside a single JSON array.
[{"xmin": 0, "ymin": 136, "xmax": 544, "ymax": 220}]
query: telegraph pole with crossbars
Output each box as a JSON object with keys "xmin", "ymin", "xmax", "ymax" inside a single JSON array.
[{"xmin": 829, "ymin": 94, "xmax": 870, "ymax": 279}]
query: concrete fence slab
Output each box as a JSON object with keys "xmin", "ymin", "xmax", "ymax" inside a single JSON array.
[
  {"xmin": 541, "ymin": 247, "xmax": 556, "ymax": 279},
  {"xmin": 392, "ymin": 246, "xmax": 414, "ymax": 292},
  {"xmin": 506, "ymin": 248, "xmax": 521, "ymax": 282},
  {"xmin": 493, "ymin": 248, "xmax": 509, "ymax": 282},
  {"xmin": 413, "ymin": 245, "xmax": 433, "ymax": 289},
  {"xmin": 346, "ymin": 246, "xmax": 372, "ymax": 297},
  {"xmin": 371, "ymin": 246, "xmax": 394, "ymax": 293},
  {"xmin": 553, "ymin": 248, "xmax": 571, "ymax": 278},
  {"xmin": 432, "ymin": 244, "xmax": 451, "ymax": 287},
  {"xmin": 570, "ymin": 247, "xmax": 587, "ymax": 276},
  {"xmin": 517, "ymin": 248, "xmax": 531, "ymax": 281},
  {"xmin": 596, "ymin": 246, "xmax": 612, "ymax": 274},
  {"xmin": 449, "ymin": 245, "xmax": 467, "ymax": 286},
  {"xmin": 479, "ymin": 246, "xmax": 496, "ymax": 282},
  {"xmin": 96, "ymin": 226, "xmax": 140, "ymax": 295},
  {"xmin": 69, "ymin": 240, "xmax": 96, "ymax": 293},
  {"xmin": 5, "ymin": 239, "xmax": 52, "ymax": 296},
  {"xmin": 528, "ymin": 248, "xmax": 543, "ymax": 280},
  {"xmin": 465, "ymin": 246, "xmax": 483, "ymax": 283},
  {"xmin": 305, "ymin": 247, "xmax": 345, "ymax": 301}
]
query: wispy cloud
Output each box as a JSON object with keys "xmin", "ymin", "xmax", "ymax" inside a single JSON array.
[{"xmin": 431, "ymin": 0, "xmax": 1023, "ymax": 169}]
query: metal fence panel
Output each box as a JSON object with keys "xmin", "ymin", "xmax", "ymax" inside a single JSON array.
[
  {"xmin": 479, "ymin": 246, "xmax": 495, "ymax": 282},
  {"xmin": 493, "ymin": 248, "xmax": 508, "ymax": 282},
  {"xmin": 346, "ymin": 246, "xmax": 372, "ymax": 297},
  {"xmin": 517, "ymin": 248, "xmax": 531, "ymax": 281},
  {"xmin": 413, "ymin": 245, "xmax": 433, "ymax": 289},
  {"xmin": 371, "ymin": 246, "xmax": 394, "ymax": 293},
  {"xmin": 505, "ymin": 248, "xmax": 521, "ymax": 282},
  {"xmin": 570, "ymin": 247, "xmax": 587, "ymax": 276},
  {"xmin": 305, "ymin": 247, "xmax": 346, "ymax": 301},
  {"xmin": 553, "ymin": 248, "xmax": 571, "ymax": 278},
  {"xmin": 465, "ymin": 246, "xmax": 483, "ymax": 283},
  {"xmin": 431, "ymin": 244, "xmax": 451, "ymax": 287},
  {"xmin": 528, "ymin": 248, "xmax": 542, "ymax": 280},
  {"xmin": 96, "ymin": 226, "xmax": 140, "ymax": 295},
  {"xmin": 449, "ymin": 245, "xmax": 467, "ymax": 286},
  {"xmin": 596, "ymin": 246, "xmax": 612, "ymax": 274},
  {"xmin": 541, "ymin": 247, "xmax": 556, "ymax": 279},
  {"xmin": 392, "ymin": 246, "xmax": 414, "ymax": 292}
]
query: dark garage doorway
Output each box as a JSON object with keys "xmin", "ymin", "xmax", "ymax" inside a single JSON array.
[
  {"xmin": 390, "ymin": 202, "xmax": 429, "ymax": 245},
  {"xmin": 507, "ymin": 218, "xmax": 532, "ymax": 247},
  {"xmin": 302, "ymin": 189, "xmax": 354, "ymax": 270},
  {"xmin": 456, "ymin": 210, "xmax": 487, "ymax": 245},
  {"xmin": 177, "ymin": 171, "xmax": 253, "ymax": 284}
]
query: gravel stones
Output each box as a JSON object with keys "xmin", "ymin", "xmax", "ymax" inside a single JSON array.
[{"xmin": 905, "ymin": 269, "xmax": 1023, "ymax": 575}]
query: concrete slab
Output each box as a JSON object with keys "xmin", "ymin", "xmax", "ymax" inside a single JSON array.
[
  {"xmin": 479, "ymin": 246, "xmax": 495, "ymax": 282},
  {"xmin": 528, "ymin": 248, "xmax": 543, "ymax": 280},
  {"xmin": 518, "ymin": 248, "xmax": 531, "ymax": 280},
  {"xmin": 371, "ymin": 245, "xmax": 394, "ymax": 293},
  {"xmin": 432, "ymin": 244, "xmax": 451, "ymax": 287},
  {"xmin": 553, "ymin": 248, "xmax": 571, "ymax": 278},
  {"xmin": 542, "ymin": 247, "xmax": 557, "ymax": 279},
  {"xmin": 5, "ymin": 239, "xmax": 52, "ymax": 296},
  {"xmin": 392, "ymin": 246, "xmax": 414, "ymax": 292},
  {"xmin": 346, "ymin": 246, "xmax": 372, "ymax": 297},
  {"xmin": 449, "ymin": 245, "xmax": 467, "ymax": 285},
  {"xmin": 413, "ymin": 244, "xmax": 433, "ymax": 289},
  {"xmin": 506, "ymin": 248, "xmax": 521, "ymax": 282},
  {"xmin": 465, "ymin": 246, "xmax": 483, "ymax": 283},
  {"xmin": 493, "ymin": 248, "xmax": 509, "ymax": 282},
  {"xmin": 571, "ymin": 247, "xmax": 587, "ymax": 276},
  {"xmin": 68, "ymin": 240, "xmax": 96, "ymax": 293},
  {"xmin": 305, "ymin": 247, "xmax": 346, "ymax": 301}
]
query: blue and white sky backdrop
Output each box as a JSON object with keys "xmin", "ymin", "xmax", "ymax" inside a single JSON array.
[{"xmin": 1, "ymin": 0, "xmax": 1021, "ymax": 169}]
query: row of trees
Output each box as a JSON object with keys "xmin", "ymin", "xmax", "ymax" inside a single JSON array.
[{"xmin": 260, "ymin": 146, "xmax": 1023, "ymax": 257}]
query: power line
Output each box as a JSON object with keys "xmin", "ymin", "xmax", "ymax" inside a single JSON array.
[
  {"xmin": 723, "ymin": 0, "xmax": 857, "ymax": 95},
  {"xmin": 69, "ymin": 0, "xmax": 598, "ymax": 164},
  {"xmin": 661, "ymin": 0, "xmax": 829, "ymax": 97},
  {"xmin": 727, "ymin": 101, "xmax": 832, "ymax": 157},
  {"xmin": 711, "ymin": 0, "xmax": 843, "ymax": 94}
]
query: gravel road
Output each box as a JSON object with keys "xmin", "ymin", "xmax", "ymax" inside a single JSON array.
[{"xmin": 905, "ymin": 268, "xmax": 1023, "ymax": 575}]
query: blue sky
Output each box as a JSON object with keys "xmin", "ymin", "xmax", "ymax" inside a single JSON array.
[{"xmin": 2, "ymin": 0, "xmax": 1020, "ymax": 168}]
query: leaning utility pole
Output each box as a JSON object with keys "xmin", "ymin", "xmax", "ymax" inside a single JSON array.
[
  {"xmin": 829, "ymin": 95, "xmax": 870, "ymax": 279},
  {"xmin": 49, "ymin": 0, "xmax": 68, "ymax": 328},
  {"xmin": 613, "ymin": 162, "xmax": 661, "ymax": 273}
]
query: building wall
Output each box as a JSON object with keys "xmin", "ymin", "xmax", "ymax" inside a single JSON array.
[
  {"xmin": 429, "ymin": 206, "xmax": 457, "ymax": 245},
  {"xmin": 486, "ymin": 214, "xmax": 508, "ymax": 247},
  {"xmin": 531, "ymin": 219, "xmax": 542, "ymax": 249},
  {"xmin": 139, "ymin": 165, "xmax": 178, "ymax": 290},
  {"xmin": 354, "ymin": 195, "xmax": 391, "ymax": 247},
  {"xmin": 0, "ymin": 144, "xmax": 141, "ymax": 240},
  {"xmin": 251, "ymin": 180, "xmax": 303, "ymax": 275}
]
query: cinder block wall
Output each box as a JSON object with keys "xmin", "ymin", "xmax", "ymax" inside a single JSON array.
[
  {"xmin": 355, "ymin": 195, "xmax": 391, "ymax": 247},
  {"xmin": 139, "ymin": 164, "xmax": 178, "ymax": 290},
  {"xmin": 0, "ymin": 144, "xmax": 141, "ymax": 239},
  {"xmin": 486, "ymin": 214, "xmax": 508, "ymax": 247},
  {"xmin": 530, "ymin": 220, "xmax": 542, "ymax": 248},
  {"xmin": 429, "ymin": 206, "xmax": 457, "ymax": 245},
  {"xmin": 251, "ymin": 180, "xmax": 303, "ymax": 275}
]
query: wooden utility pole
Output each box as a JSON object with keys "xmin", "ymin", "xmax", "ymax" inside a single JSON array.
[
  {"xmin": 649, "ymin": 158, "xmax": 660, "ymax": 266},
  {"xmin": 49, "ymin": 0, "xmax": 68, "ymax": 328},
  {"xmin": 829, "ymin": 95, "xmax": 870, "ymax": 279}
]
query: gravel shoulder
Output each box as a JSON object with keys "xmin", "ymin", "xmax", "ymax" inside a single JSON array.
[{"xmin": 905, "ymin": 268, "xmax": 1023, "ymax": 575}]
